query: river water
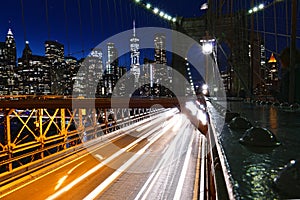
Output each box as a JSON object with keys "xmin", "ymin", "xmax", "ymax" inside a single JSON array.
[{"xmin": 218, "ymin": 101, "xmax": 300, "ymax": 199}]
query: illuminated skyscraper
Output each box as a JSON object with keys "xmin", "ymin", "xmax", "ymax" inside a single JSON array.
[
  {"xmin": 0, "ymin": 28, "xmax": 18, "ymax": 95},
  {"xmin": 154, "ymin": 33, "xmax": 167, "ymax": 65},
  {"xmin": 44, "ymin": 40, "xmax": 66, "ymax": 94},
  {"xmin": 267, "ymin": 53, "xmax": 279, "ymax": 92},
  {"xmin": 18, "ymin": 41, "xmax": 51, "ymax": 95},
  {"xmin": 103, "ymin": 43, "xmax": 119, "ymax": 96},
  {"xmin": 106, "ymin": 42, "xmax": 118, "ymax": 75},
  {"xmin": 45, "ymin": 40, "xmax": 64, "ymax": 63},
  {"xmin": 5, "ymin": 28, "xmax": 16, "ymax": 64},
  {"xmin": 153, "ymin": 33, "xmax": 172, "ymax": 94},
  {"xmin": 130, "ymin": 20, "xmax": 140, "ymax": 84}
]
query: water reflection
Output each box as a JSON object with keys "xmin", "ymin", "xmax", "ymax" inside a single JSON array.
[
  {"xmin": 241, "ymin": 161, "xmax": 278, "ymax": 199},
  {"xmin": 269, "ymin": 107, "xmax": 278, "ymax": 130},
  {"xmin": 220, "ymin": 101, "xmax": 300, "ymax": 199}
]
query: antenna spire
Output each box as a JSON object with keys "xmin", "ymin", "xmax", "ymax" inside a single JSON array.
[{"xmin": 133, "ymin": 20, "xmax": 136, "ymax": 37}]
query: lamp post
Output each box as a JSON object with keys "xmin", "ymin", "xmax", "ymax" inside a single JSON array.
[{"xmin": 200, "ymin": 31, "xmax": 216, "ymax": 94}]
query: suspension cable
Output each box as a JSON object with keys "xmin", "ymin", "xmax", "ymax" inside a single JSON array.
[
  {"xmin": 77, "ymin": 0, "xmax": 85, "ymax": 57},
  {"xmin": 99, "ymin": 0, "xmax": 104, "ymax": 40},
  {"xmin": 118, "ymin": 0, "xmax": 124, "ymax": 30},
  {"xmin": 45, "ymin": 0, "xmax": 51, "ymax": 40},
  {"xmin": 106, "ymin": 0, "xmax": 111, "ymax": 36},
  {"xmin": 113, "ymin": 0, "xmax": 119, "ymax": 32},
  {"xmin": 64, "ymin": 0, "xmax": 71, "ymax": 56},
  {"xmin": 20, "ymin": 0, "xmax": 27, "ymax": 42},
  {"xmin": 89, "ymin": 0, "xmax": 95, "ymax": 44}
]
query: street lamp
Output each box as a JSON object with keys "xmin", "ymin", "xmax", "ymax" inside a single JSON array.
[{"xmin": 200, "ymin": 31, "xmax": 215, "ymax": 55}]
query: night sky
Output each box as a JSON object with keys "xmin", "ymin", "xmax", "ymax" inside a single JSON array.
[
  {"xmin": 0, "ymin": 0, "xmax": 298, "ymax": 71},
  {"xmin": 0, "ymin": 0, "xmax": 207, "ymax": 63}
]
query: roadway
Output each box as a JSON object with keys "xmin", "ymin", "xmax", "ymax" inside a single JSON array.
[{"xmin": 0, "ymin": 108, "xmax": 205, "ymax": 200}]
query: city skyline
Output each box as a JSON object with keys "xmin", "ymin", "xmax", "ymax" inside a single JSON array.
[
  {"xmin": 0, "ymin": 21, "xmax": 173, "ymax": 97},
  {"xmin": 0, "ymin": 0, "xmax": 208, "ymax": 61}
]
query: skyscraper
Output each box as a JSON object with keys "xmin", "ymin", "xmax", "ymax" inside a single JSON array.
[
  {"xmin": 45, "ymin": 40, "xmax": 64, "ymax": 63},
  {"xmin": 45, "ymin": 40, "xmax": 66, "ymax": 94},
  {"xmin": 154, "ymin": 33, "xmax": 167, "ymax": 65},
  {"xmin": 5, "ymin": 29, "xmax": 16, "ymax": 64},
  {"xmin": 17, "ymin": 41, "xmax": 51, "ymax": 95},
  {"xmin": 267, "ymin": 53, "xmax": 279, "ymax": 93},
  {"xmin": 130, "ymin": 20, "xmax": 140, "ymax": 84},
  {"xmin": 153, "ymin": 33, "xmax": 172, "ymax": 94},
  {"xmin": 106, "ymin": 42, "xmax": 118, "ymax": 75},
  {"xmin": 0, "ymin": 29, "xmax": 18, "ymax": 95}
]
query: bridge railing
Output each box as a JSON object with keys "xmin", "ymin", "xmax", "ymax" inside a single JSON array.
[{"xmin": 0, "ymin": 99, "xmax": 167, "ymax": 177}]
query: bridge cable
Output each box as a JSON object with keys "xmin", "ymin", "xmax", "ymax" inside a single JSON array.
[
  {"xmin": 77, "ymin": 0, "xmax": 85, "ymax": 57},
  {"xmin": 45, "ymin": 0, "xmax": 51, "ymax": 40},
  {"xmin": 98, "ymin": 0, "xmax": 105, "ymax": 40},
  {"xmin": 20, "ymin": 0, "xmax": 27, "ymax": 42},
  {"xmin": 106, "ymin": 0, "xmax": 111, "ymax": 36},
  {"xmin": 113, "ymin": 0, "xmax": 119, "ymax": 33},
  {"xmin": 118, "ymin": 0, "xmax": 124, "ymax": 31},
  {"xmin": 89, "ymin": 0, "xmax": 95, "ymax": 46},
  {"xmin": 64, "ymin": 0, "xmax": 71, "ymax": 56}
]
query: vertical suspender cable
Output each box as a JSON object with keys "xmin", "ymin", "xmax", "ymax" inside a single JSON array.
[
  {"xmin": 77, "ymin": 0, "xmax": 85, "ymax": 57},
  {"xmin": 45, "ymin": 0, "xmax": 51, "ymax": 40},
  {"xmin": 118, "ymin": 0, "xmax": 124, "ymax": 31},
  {"xmin": 273, "ymin": 3, "xmax": 278, "ymax": 54},
  {"xmin": 289, "ymin": 0, "xmax": 297, "ymax": 103},
  {"xmin": 20, "ymin": 0, "xmax": 27, "ymax": 42},
  {"xmin": 64, "ymin": 0, "xmax": 71, "ymax": 56},
  {"xmin": 129, "ymin": 2, "xmax": 133, "ymax": 22},
  {"xmin": 250, "ymin": 0, "xmax": 254, "ymax": 95},
  {"xmin": 113, "ymin": 0, "xmax": 119, "ymax": 32},
  {"xmin": 124, "ymin": 0, "xmax": 130, "ymax": 28},
  {"xmin": 99, "ymin": 0, "xmax": 104, "ymax": 39},
  {"xmin": 285, "ymin": 0, "xmax": 289, "ymax": 46},
  {"xmin": 106, "ymin": 0, "xmax": 111, "ymax": 36},
  {"xmin": 89, "ymin": 0, "xmax": 95, "ymax": 45}
]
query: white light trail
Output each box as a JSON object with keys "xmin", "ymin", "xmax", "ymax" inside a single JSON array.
[
  {"xmin": 173, "ymin": 128, "xmax": 194, "ymax": 200},
  {"xmin": 83, "ymin": 114, "xmax": 181, "ymax": 200},
  {"xmin": 46, "ymin": 111, "xmax": 175, "ymax": 200}
]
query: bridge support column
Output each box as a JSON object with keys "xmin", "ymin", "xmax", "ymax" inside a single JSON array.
[
  {"xmin": 104, "ymin": 109, "xmax": 108, "ymax": 133},
  {"xmin": 37, "ymin": 109, "xmax": 44, "ymax": 158},
  {"xmin": 4, "ymin": 109, "xmax": 13, "ymax": 172},
  {"xmin": 60, "ymin": 109, "xmax": 67, "ymax": 149},
  {"xmin": 91, "ymin": 108, "xmax": 97, "ymax": 138},
  {"xmin": 121, "ymin": 109, "xmax": 125, "ymax": 128}
]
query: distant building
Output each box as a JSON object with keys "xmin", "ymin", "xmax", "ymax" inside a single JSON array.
[
  {"xmin": 130, "ymin": 20, "xmax": 140, "ymax": 85},
  {"xmin": 17, "ymin": 41, "xmax": 51, "ymax": 95},
  {"xmin": 106, "ymin": 42, "xmax": 118, "ymax": 76},
  {"xmin": 45, "ymin": 40, "xmax": 68, "ymax": 95},
  {"xmin": 0, "ymin": 29, "xmax": 18, "ymax": 95},
  {"xmin": 221, "ymin": 68, "xmax": 234, "ymax": 96},
  {"xmin": 102, "ymin": 43, "xmax": 119, "ymax": 96},
  {"xmin": 267, "ymin": 53, "xmax": 279, "ymax": 92},
  {"xmin": 45, "ymin": 40, "xmax": 64, "ymax": 63},
  {"xmin": 65, "ymin": 56, "xmax": 80, "ymax": 94},
  {"xmin": 153, "ymin": 33, "xmax": 172, "ymax": 95}
]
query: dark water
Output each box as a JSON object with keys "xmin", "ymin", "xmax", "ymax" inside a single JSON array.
[{"xmin": 220, "ymin": 102, "xmax": 300, "ymax": 199}]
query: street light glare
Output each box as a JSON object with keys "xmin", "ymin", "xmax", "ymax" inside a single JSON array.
[
  {"xmin": 202, "ymin": 42, "xmax": 213, "ymax": 54},
  {"xmin": 202, "ymin": 84, "xmax": 208, "ymax": 90}
]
